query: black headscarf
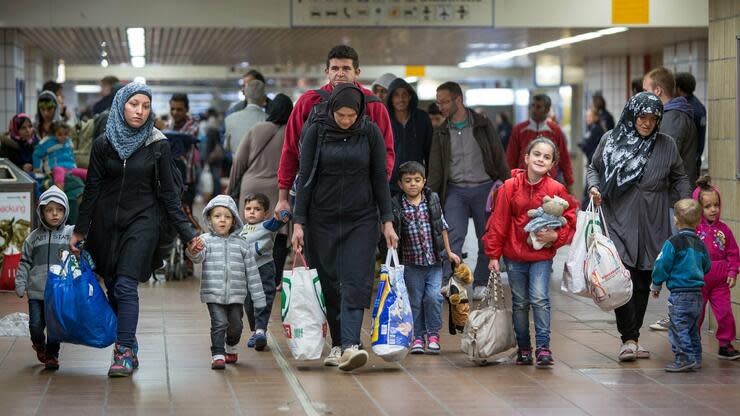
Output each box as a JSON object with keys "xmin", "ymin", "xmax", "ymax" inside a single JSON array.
[
  {"xmin": 267, "ymin": 93, "xmax": 293, "ymax": 126},
  {"xmin": 317, "ymin": 83, "xmax": 367, "ymax": 140},
  {"xmin": 601, "ymin": 92, "xmax": 664, "ymax": 199}
]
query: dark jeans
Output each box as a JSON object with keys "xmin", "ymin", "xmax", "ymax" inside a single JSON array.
[
  {"xmin": 207, "ymin": 303, "xmax": 244, "ymax": 355},
  {"xmin": 28, "ymin": 299, "xmax": 60, "ymax": 358},
  {"xmin": 105, "ymin": 275, "xmax": 139, "ymax": 348},
  {"xmin": 341, "ymin": 298, "xmax": 365, "ymax": 348},
  {"xmin": 614, "ymin": 267, "xmax": 652, "ymax": 343},
  {"xmin": 246, "ymin": 262, "xmax": 276, "ymax": 332},
  {"xmin": 273, "ymin": 234, "xmax": 288, "ymax": 287},
  {"xmin": 668, "ymin": 291, "xmax": 703, "ymax": 364},
  {"xmin": 209, "ymin": 163, "xmax": 221, "ymax": 195},
  {"xmin": 443, "ymin": 182, "xmax": 492, "ymax": 287}
]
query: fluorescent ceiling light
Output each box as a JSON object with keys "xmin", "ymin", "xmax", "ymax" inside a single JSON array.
[
  {"xmin": 133, "ymin": 76, "xmax": 147, "ymax": 84},
  {"xmin": 459, "ymin": 27, "xmax": 628, "ymax": 68},
  {"xmin": 56, "ymin": 60, "xmax": 65, "ymax": 83},
  {"xmin": 465, "ymin": 88, "xmax": 515, "ymax": 106},
  {"xmin": 74, "ymin": 85, "xmax": 102, "ymax": 94},
  {"xmin": 131, "ymin": 57, "xmax": 146, "ymax": 68},
  {"xmin": 100, "ymin": 58, "xmax": 109, "ymax": 68},
  {"xmin": 404, "ymin": 76, "xmax": 419, "ymax": 84},
  {"xmin": 126, "ymin": 27, "xmax": 146, "ymax": 57}
]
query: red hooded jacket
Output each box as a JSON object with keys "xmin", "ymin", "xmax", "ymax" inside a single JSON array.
[
  {"xmin": 483, "ymin": 169, "xmax": 576, "ymax": 262},
  {"xmin": 277, "ymin": 82, "xmax": 394, "ymax": 190}
]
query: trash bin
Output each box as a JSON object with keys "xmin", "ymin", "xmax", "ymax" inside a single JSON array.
[{"xmin": 0, "ymin": 159, "xmax": 35, "ymax": 292}]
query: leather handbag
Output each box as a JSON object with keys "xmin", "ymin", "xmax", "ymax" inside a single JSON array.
[{"xmin": 460, "ymin": 270, "xmax": 516, "ymax": 364}]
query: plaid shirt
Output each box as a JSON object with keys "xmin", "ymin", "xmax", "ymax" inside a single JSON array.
[{"xmin": 399, "ymin": 194, "xmax": 449, "ymax": 266}]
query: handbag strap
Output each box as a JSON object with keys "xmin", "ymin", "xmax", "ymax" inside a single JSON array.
[
  {"xmin": 384, "ymin": 248, "xmax": 400, "ymax": 268},
  {"xmin": 479, "ymin": 270, "xmax": 506, "ymax": 311}
]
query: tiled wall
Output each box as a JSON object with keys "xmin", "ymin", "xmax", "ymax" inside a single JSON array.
[
  {"xmin": 0, "ymin": 29, "xmax": 25, "ymax": 132},
  {"xmin": 24, "ymin": 49, "xmax": 44, "ymax": 120},
  {"xmin": 707, "ymin": 0, "xmax": 740, "ymax": 336}
]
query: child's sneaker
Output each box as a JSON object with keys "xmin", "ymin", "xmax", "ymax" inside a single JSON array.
[
  {"xmin": 108, "ymin": 344, "xmax": 135, "ymax": 377},
  {"xmin": 225, "ymin": 344, "xmax": 238, "ymax": 364},
  {"xmin": 247, "ymin": 333, "xmax": 257, "ymax": 348},
  {"xmin": 211, "ymin": 355, "xmax": 226, "ymax": 370},
  {"xmin": 32, "ymin": 343, "xmax": 46, "ymax": 364},
  {"xmin": 132, "ymin": 341, "xmax": 139, "ymax": 369},
  {"xmin": 718, "ymin": 344, "xmax": 740, "ymax": 360},
  {"xmin": 44, "ymin": 356, "xmax": 59, "ymax": 370},
  {"xmin": 665, "ymin": 360, "xmax": 694, "ymax": 372},
  {"xmin": 515, "ymin": 348, "xmax": 533, "ymax": 365},
  {"xmin": 535, "ymin": 347, "xmax": 554, "ymax": 368},
  {"xmin": 426, "ymin": 335, "xmax": 441, "ymax": 355},
  {"xmin": 410, "ymin": 338, "xmax": 425, "ymax": 354},
  {"xmin": 254, "ymin": 332, "xmax": 267, "ymax": 351}
]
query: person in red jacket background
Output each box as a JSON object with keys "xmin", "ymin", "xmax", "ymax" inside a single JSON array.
[
  {"xmin": 483, "ymin": 137, "xmax": 576, "ymax": 368},
  {"xmin": 506, "ymin": 94, "xmax": 574, "ymax": 191},
  {"xmin": 274, "ymin": 45, "xmax": 395, "ymax": 216}
]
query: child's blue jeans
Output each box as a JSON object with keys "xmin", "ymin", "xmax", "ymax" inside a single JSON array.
[
  {"xmin": 28, "ymin": 299, "xmax": 60, "ymax": 358},
  {"xmin": 668, "ymin": 290, "xmax": 703, "ymax": 365},
  {"xmin": 505, "ymin": 259, "xmax": 552, "ymax": 350},
  {"xmin": 403, "ymin": 264, "xmax": 443, "ymax": 339}
]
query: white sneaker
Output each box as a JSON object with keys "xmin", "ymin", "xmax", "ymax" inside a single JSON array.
[
  {"xmin": 473, "ymin": 285, "xmax": 488, "ymax": 301},
  {"xmin": 338, "ymin": 345, "xmax": 368, "ymax": 371},
  {"xmin": 324, "ymin": 346, "xmax": 342, "ymax": 367},
  {"xmin": 649, "ymin": 317, "xmax": 670, "ymax": 331}
]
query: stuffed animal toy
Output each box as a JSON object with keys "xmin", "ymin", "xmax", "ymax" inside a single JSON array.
[
  {"xmin": 523, "ymin": 195, "xmax": 569, "ymax": 250},
  {"xmin": 443, "ymin": 263, "xmax": 474, "ymax": 334}
]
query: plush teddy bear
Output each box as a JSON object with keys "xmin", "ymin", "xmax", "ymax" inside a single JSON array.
[
  {"xmin": 524, "ymin": 195, "xmax": 569, "ymax": 250},
  {"xmin": 442, "ymin": 263, "xmax": 474, "ymax": 334}
]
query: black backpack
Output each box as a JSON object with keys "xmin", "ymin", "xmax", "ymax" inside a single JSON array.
[
  {"xmin": 150, "ymin": 142, "xmax": 185, "ymax": 274},
  {"xmin": 290, "ymin": 89, "xmax": 381, "ymax": 199}
]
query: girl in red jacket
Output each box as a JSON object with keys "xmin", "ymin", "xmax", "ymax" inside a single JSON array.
[{"xmin": 483, "ymin": 137, "xmax": 576, "ymax": 367}]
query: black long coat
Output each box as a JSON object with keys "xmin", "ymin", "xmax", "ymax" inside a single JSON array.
[
  {"xmin": 293, "ymin": 120, "xmax": 393, "ymax": 309},
  {"xmin": 75, "ymin": 131, "xmax": 196, "ymax": 282}
]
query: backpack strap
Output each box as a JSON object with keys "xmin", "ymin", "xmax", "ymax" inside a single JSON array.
[
  {"xmin": 302, "ymin": 126, "xmax": 326, "ymax": 189},
  {"xmin": 151, "ymin": 145, "xmax": 162, "ymax": 195},
  {"xmin": 365, "ymin": 94, "xmax": 382, "ymax": 104},
  {"xmin": 313, "ymin": 89, "xmax": 331, "ymax": 101}
]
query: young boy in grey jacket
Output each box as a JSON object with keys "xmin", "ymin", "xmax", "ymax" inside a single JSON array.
[
  {"xmin": 15, "ymin": 186, "xmax": 74, "ymax": 370},
  {"xmin": 186, "ymin": 195, "xmax": 266, "ymax": 370},
  {"xmin": 240, "ymin": 193, "xmax": 290, "ymax": 351}
]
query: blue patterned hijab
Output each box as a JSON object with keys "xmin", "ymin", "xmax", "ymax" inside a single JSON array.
[
  {"xmin": 601, "ymin": 92, "xmax": 664, "ymax": 199},
  {"xmin": 105, "ymin": 82, "xmax": 154, "ymax": 160}
]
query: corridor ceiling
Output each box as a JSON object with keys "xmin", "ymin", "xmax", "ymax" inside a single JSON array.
[{"xmin": 19, "ymin": 26, "xmax": 707, "ymax": 67}]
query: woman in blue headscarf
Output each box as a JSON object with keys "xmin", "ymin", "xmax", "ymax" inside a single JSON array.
[{"xmin": 71, "ymin": 83, "xmax": 201, "ymax": 377}]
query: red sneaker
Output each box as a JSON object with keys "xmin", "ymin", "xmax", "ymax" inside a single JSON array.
[
  {"xmin": 225, "ymin": 353, "xmax": 238, "ymax": 364},
  {"xmin": 45, "ymin": 357, "xmax": 59, "ymax": 370},
  {"xmin": 32, "ymin": 343, "xmax": 46, "ymax": 364},
  {"xmin": 211, "ymin": 355, "xmax": 226, "ymax": 370}
]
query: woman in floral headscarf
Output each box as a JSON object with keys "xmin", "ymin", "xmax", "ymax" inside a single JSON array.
[
  {"xmin": 1, "ymin": 113, "xmax": 39, "ymax": 172},
  {"xmin": 586, "ymin": 92, "xmax": 690, "ymax": 363},
  {"xmin": 70, "ymin": 82, "xmax": 201, "ymax": 377}
]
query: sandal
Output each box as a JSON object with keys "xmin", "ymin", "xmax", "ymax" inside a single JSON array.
[
  {"xmin": 618, "ymin": 342, "xmax": 637, "ymax": 362},
  {"xmin": 636, "ymin": 344, "xmax": 650, "ymax": 359}
]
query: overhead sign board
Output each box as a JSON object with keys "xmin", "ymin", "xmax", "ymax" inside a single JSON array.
[{"xmin": 291, "ymin": 0, "xmax": 494, "ymax": 27}]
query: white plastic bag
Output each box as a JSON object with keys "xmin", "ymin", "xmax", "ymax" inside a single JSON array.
[
  {"xmin": 370, "ymin": 249, "xmax": 413, "ymax": 362},
  {"xmin": 280, "ymin": 251, "xmax": 327, "ymax": 360},
  {"xmin": 461, "ymin": 271, "xmax": 516, "ymax": 364},
  {"xmin": 584, "ymin": 209, "xmax": 633, "ymax": 311},
  {"xmin": 0, "ymin": 312, "xmax": 30, "ymax": 337},
  {"xmin": 562, "ymin": 199, "xmax": 601, "ymax": 297},
  {"xmin": 199, "ymin": 168, "xmax": 214, "ymax": 195}
]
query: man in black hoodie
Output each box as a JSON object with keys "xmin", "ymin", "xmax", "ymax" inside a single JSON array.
[
  {"xmin": 386, "ymin": 78, "xmax": 434, "ymax": 196},
  {"xmin": 643, "ymin": 67, "xmax": 698, "ymax": 185}
]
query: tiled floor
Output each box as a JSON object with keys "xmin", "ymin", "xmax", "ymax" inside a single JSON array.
[{"xmin": 1, "ymin": 249, "xmax": 739, "ymax": 416}]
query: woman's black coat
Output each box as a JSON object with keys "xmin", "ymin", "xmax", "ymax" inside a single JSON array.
[{"xmin": 75, "ymin": 131, "xmax": 196, "ymax": 282}]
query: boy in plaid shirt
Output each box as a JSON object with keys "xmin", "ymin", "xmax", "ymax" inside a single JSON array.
[{"xmin": 391, "ymin": 162, "xmax": 461, "ymax": 354}]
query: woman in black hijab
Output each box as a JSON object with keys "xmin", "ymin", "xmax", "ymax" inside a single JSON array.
[{"xmin": 292, "ymin": 84, "xmax": 398, "ymax": 371}]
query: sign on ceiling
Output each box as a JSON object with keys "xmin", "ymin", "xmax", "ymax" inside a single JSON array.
[{"xmin": 291, "ymin": 0, "xmax": 494, "ymax": 28}]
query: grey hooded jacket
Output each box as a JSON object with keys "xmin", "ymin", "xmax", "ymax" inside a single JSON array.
[
  {"xmin": 15, "ymin": 186, "xmax": 75, "ymax": 299},
  {"xmin": 187, "ymin": 195, "xmax": 266, "ymax": 307}
]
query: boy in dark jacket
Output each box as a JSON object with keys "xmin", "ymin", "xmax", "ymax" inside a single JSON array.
[
  {"xmin": 652, "ymin": 199, "xmax": 711, "ymax": 372},
  {"xmin": 15, "ymin": 186, "xmax": 75, "ymax": 370},
  {"xmin": 392, "ymin": 162, "xmax": 460, "ymax": 354}
]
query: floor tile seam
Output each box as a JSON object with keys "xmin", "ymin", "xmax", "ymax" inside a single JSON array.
[
  {"xmin": 223, "ymin": 371, "xmax": 246, "ymax": 416},
  {"xmin": 515, "ymin": 364, "xmax": 604, "ymax": 415},
  {"xmin": 162, "ymin": 299, "xmax": 175, "ymax": 416},
  {"xmin": 636, "ymin": 371, "xmax": 731, "ymax": 415},
  {"xmin": 350, "ymin": 374, "xmax": 392, "ymax": 416},
  {"xmin": 549, "ymin": 324, "xmax": 623, "ymax": 368},
  {"xmin": 266, "ymin": 332, "xmax": 322, "ymax": 416},
  {"xmin": 395, "ymin": 361, "xmax": 455, "ymax": 415},
  {"xmin": 575, "ymin": 369, "xmax": 672, "ymax": 412},
  {"xmin": 0, "ymin": 336, "xmax": 15, "ymax": 366},
  {"xmin": 32, "ymin": 372, "xmax": 53, "ymax": 416}
]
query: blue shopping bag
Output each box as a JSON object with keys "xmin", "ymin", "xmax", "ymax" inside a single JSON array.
[
  {"xmin": 45, "ymin": 251, "xmax": 117, "ymax": 348},
  {"xmin": 370, "ymin": 249, "xmax": 413, "ymax": 362}
]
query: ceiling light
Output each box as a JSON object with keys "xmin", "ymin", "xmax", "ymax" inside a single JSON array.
[
  {"xmin": 404, "ymin": 76, "xmax": 419, "ymax": 84},
  {"xmin": 100, "ymin": 58, "xmax": 109, "ymax": 68},
  {"xmin": 56, "ymin": 59, "xmax": 65, "ymax": 83},
  {"xmin": 465, "ymin": 88, "xmax": 515, "ymax": 106},
  {"xmin": 133, "ymin": 76, "xmax": 146, "ymax": 84},
  {"xmin": 131, "ymin": 56, "xmax": 146, "ymax": 68},
  {"xmin": 126, "ymin": 27, "xmax": 146, "ymax": 57},
  {"xmin": 74, "ymin": 85, "xmax": 102, "ymax": 94},
  {"xmin": 459, "ymin": 27, "xmax": 628, "ymax": 68}
]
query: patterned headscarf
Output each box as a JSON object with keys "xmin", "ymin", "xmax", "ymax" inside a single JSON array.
[
  {"xmin": 105, "ymin": 82, "xmax": 154, "ymax": 160},
  {"xmin": 8, "ymin": 113, "xmax": 36, "ymax": 144},
  {"xmin": 601, "ymin": 92, "xmax": 663, "ymax": 199}
]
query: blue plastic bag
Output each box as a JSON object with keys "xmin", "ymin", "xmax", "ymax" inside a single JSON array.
[
  {"xmin": 370, "ymin": 249, "xmax": 413, "ymax": 362},
  {"xmin": 45, "ymin": 251, "xmax": 117, "ymax": 348}
]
